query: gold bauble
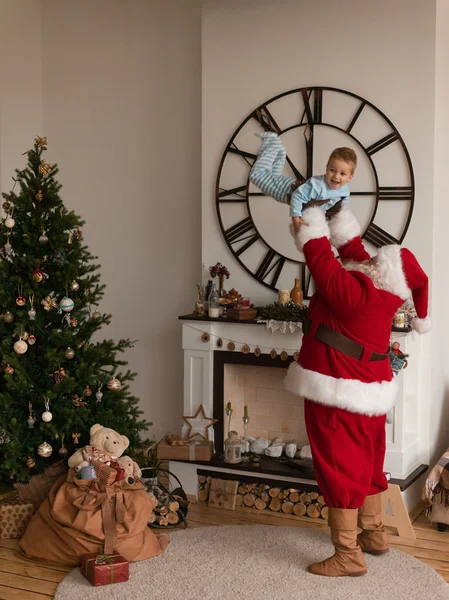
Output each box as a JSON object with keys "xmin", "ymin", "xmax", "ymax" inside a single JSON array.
[
  {"xmin": 4, "ymin": 364, "xmax": 14, "ymax": 375},
  {"xmin": 70, "ymin": 280, "xmax": 79, "ymax": 292},
  {"xmin": 26, "ymin": 457, "xmax": 35, "ymax": 468},
  {"xmin": 35, "ymin": 191, "xmax": 44, "ymax": 202},
  {"xmin": 3, "ymin": 312, "xmax": 14, "ymax": 323},
  {"xmin": 65, "ymin": 347, "xmax": 75, "ymax": 359},
  {"xmin": 2, "ymin": 200, "xmax": 11, "ymax": 211},
  {"xmin": 70, "ymin": 318, "xmax": 78, "ymax": 327},
  {"xmin": 107, "ymin": 377, "xmax": 121, "ymax": 392},
  {"xmin": 83, "ymin": 385, "xmax": 92, "ymax": 397}
]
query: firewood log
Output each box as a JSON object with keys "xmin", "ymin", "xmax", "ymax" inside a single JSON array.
[
  {"xmin": 167, "ymin": 512, "xmax": 179, "ymax": 524},
  {"xmin": 261, "ymin": 492, "xmax": 270, "ymax": 502},
  {"xmin": 320, "ymin": 506, "xmax": 329, "ymax": 520},
  {"xmin": 238, "ymin": 485, "xmax": 247, "ymax": 494},
  {"xmin": 283, "ymin": 488, "xmax": 292, "ymax": 497},
  {"xmin": 235, "ymin": 494, "xmax": 243, "ymax": 506},
  {"xmin": 148, "ymin": 513, "xmax": 157, "ymax": 524},
  {"xmin": 269, "ymin": 488, "xmax": 279, "ymax": 498},
  {"xmin": 310, "ymin": 491, "xmax": 319, "ymax": 501},
  {"xmin": 293, "ymin": 502, "xmax": 307, "ymax": 516},
  {"xmin": 317, "ymin": 495, "xmax": 325, "ymax": 505},
  {"xmin": 198, "ymin": 489, "xmax": 208, "ymax": 502},
  {"xmin": 282, "ymin": 501, "xmax": 293, "ymax": 514},
  {"xmin": 290, "ymin": 492, "xmax": 300, "ymax": 503},
  {"xmin": 299, "ymin": 492, "xmax": 312, "ymax": 505},
  {"xmin": 307, "ymin": 503, "xmax": 321, "ymax": 518},
  {"xmin": 158, "ymin": 516, "xmax": 169, "ymax": 526},
  {"xmin": 269, "ymin": 497, "xmax": 281, "ymax": 512},
  {"xmin": 169, "ymin": 501, "xmax": 179, "ymax": 512},
  {"xmin": 244, "ymin": 493, "xmax": 255, "ymax": 507},
  {"xmin": 255, "ymin": 498, "xmax": 267, "ymax": 510},
  {"xmin": 278, "ymin": 492, "xmax": 285, "ymax": 501},
  {"xmin": 198, "ymin": 475, "xmax": 207, "ymax": 484},
  {"xmin": 159, "ymin": 505, "xmax": 169, "ymax": 516}
]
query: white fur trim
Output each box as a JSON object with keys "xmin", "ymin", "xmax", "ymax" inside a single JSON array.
[
  {"xmin": 411, "ymin": 316, "xmax": 431, "ymax": 334},
  {"xmin": 284, "ymin": 362, "xmax": 397, "ymax": 416},
  {"xmin": 294, "ymin": 206, "xmax": 330, "ymax": 251},
  {"xmin": 328, "ymin": 207, "xmax": 361, "ymax": 248},
  {"xmin": 375, "ymin": 245, "xmax": 411, "ymax": 300}
]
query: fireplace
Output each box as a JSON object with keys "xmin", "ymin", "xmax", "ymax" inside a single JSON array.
[{"xmin": 179, "ymin": 315, "xmax": 428, "ymax": 484}]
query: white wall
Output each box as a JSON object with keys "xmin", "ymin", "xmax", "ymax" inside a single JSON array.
[
  {"xmin": 202, "ymin": 0, "xmax": 435, "ymax": 305},
  {"xmin": 0, "ymin": 0, "xmax": 202, "ymax": 439},
  {"xmin": 430, "ymin": 0, "xmax": 449, "ymax": 465},
  {"xmin": 0, "ymin": 1, "xmax": 43, "ymax": 196}
]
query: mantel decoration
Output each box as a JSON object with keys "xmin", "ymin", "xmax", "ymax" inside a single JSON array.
[
  {"xmin": 209, "ymin": 262, "xmax": 230, "ymax": 298},
  {"xmin": 183, "ymin": 404, "xmax": 218, "ymax": 441},
  {"xmin": 257, "ymin": 301, "xmax": 308, "ymax": 333}
]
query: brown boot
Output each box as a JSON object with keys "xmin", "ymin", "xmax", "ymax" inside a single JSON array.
[
  {"xmin": 357, "ymin": 493, "xmax": 389, "ymax": 555},
  {"xmin": 308, "ymin": 507, "xmax": 367, "ymax": 577}
]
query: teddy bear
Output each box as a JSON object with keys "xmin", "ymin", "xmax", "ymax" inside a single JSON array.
[
  {"xmin": 68, "ymin": 423, "xmax": 130, "ymax": 469},
  {"xmin": 116, "ymin": 455, "xmax": 142, "ymax": 485}
]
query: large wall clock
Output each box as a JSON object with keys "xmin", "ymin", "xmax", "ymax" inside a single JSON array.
[{"xmin": 215, "ymin": 87, "xmax": 414, "ymax": 297}]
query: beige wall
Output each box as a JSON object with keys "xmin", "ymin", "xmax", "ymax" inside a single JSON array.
[{"xmin": 39, "ymin": 0, "xmax": 201, "ymax": 438}]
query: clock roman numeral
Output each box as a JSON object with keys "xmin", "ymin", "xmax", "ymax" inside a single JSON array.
[
  {"xmin": 366, "ymin": 132, "xmax": 399, "ymax": 156},
  {"xmin": 363, "ymin": 223, "xmax": 399, "ymax": 247},
  {"xmin": 228, "ymin": 144, "xmax": 257, "ymax": 168},
  {"xmin": 378, "ymin": 187, "xmax": 413, "ymax": 201},
  {"xmin": 346, "ymin": 101, "xmax": 366, "ymax": 134},
  {"xmin": 225, "ymin": 217, "xmax": 260, "ymax": 256},
  {"xmin": 217, "ymin": 185, "xmax": 248, "ymax": 203},
  {"xmin": 301, "ymin": 89, "xmax": 323, "ymax": 125},
  {"xmin": 255, "ymin": 249, "xmax": 286, "ymax": 288},
  {"xmin": 253, "ymin": 106, "xmax": 282, "ymax": 134}
]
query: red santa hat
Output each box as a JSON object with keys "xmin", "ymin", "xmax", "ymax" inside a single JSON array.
[{"xmin": 325, "ymin": 207, "xmax": 431, "ymax": 334}]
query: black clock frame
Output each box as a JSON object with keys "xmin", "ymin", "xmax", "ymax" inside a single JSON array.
[{"xmin": 215, "ymin": 86, "xmax": 415, "ymax": 295}]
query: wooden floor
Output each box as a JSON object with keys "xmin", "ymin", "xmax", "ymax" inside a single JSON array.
[{"xmin": 1, "ymin": 501, "xmax": 448, "ymax": 599}]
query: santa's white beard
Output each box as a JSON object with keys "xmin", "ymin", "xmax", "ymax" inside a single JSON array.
[{"xmin": 344, "ymin": 259, "xmax": 385, "ymax": 290}]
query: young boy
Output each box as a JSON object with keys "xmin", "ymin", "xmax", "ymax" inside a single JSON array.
[{"xmin": 249, "ymin": 132, "xmax": 357, "ymax": 233}]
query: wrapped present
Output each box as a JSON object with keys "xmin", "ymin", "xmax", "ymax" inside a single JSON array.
[
  {"xmin": 157, "ymin": 439, "xmax": 213, "ymax": 462},
  {"xmin": 208, "ymin": 478, "xmax": 239, "ymax": 510},
  {"xmin": 80, "ymin": 551, "xmax": 129, "ymax": 586},
  {"xmin": 0, "ymin": 494, "xmax": 34, "ymax": 539},
  {"xmin": 90, "ymin": 458, "xmax": 117, "ymax": 486},
  {"xmin": 13, "ymin": 459, "xmax": 67, "ymax": 510}
]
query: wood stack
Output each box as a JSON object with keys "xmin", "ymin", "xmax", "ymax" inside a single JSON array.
[
  {"xmin": 198, "ymin": 476, "xmax": 327, "ymax": 520},
  {"xmin": 148, "ymin": 489, "xmax": 189, "ymax": 527}
]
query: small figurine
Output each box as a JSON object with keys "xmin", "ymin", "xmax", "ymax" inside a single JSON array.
[{"xmin": 389, "ymin": 341, "xmax": 409, "ymax": 374}]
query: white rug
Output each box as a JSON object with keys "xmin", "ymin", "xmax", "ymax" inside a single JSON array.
[{"xmin": 55, "ymin": 525, "xmax": 449, "ymax": 600}]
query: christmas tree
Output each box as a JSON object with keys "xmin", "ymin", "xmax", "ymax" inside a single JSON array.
[{"xmin": 0, "ymin": 137, "xmax": 150, "ymax": 482}]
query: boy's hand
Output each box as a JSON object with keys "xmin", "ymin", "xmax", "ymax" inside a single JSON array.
[{"xmin": 292, "ymin": 216, "xmax": 308, "ymax": 234}]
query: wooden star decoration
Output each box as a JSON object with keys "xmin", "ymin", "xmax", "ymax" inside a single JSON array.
[{"xmin": 183, "ymin": 404, "xmax": 218, "ymax": 441}]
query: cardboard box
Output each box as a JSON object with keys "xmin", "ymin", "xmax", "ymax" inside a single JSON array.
[
  {"xmin": 80, "ymin": 551, "xmax": 129, "ymax": 586},
  {"xmin": 0, "ymin": 494, "xmax": 34, "ymax": 539},
  {"xmin": 226, "ymin": 308, "xmax": 257, "ymax": 321},
  {"xmin": 208, "ymin": 478, "xmax": 239, "ymax": 510},
  {"xmin": 157, "ymin": 440, "xmax": 213, "ymax": 462}
]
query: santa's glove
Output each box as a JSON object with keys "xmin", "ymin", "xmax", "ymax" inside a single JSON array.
[{"xmin": 291, "ymin": 206, "xmax": 330, "ymax": 252}]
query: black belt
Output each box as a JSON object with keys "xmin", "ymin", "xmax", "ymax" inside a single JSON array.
[{"xmin": 303, "ymin": 319, "xmax": 387, "ymax": 362}]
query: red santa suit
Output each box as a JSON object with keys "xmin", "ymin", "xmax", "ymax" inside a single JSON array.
[{"xmin": 285, "ymin": 206, "xmax": 430, "ymax": 509}]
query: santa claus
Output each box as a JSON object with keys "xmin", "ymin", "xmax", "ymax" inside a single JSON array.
[{"xmin": 284, "ymin": 206, "xmax": 430, "ymax": 577}]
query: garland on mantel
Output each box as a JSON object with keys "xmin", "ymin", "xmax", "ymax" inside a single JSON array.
[{"xmin": 256, "ymin": 301, "xmax": 308, "ymax": 323}]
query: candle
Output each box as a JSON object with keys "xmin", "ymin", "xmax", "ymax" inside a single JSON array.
[
  {"xmin": 244, "ymin": 405, "xmax": 248, "ymax": 418},
  {"xmin": 226, "ymin": 402, "xmax": 232, "ymax": 411}
]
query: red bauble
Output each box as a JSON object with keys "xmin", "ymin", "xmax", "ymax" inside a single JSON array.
[
  {"xmin": 16, "ymin": 296, "xmax": 26, "ymax": 306},
  {"xmin": 32, "ymin": 269, "xmax": 44, "ymax": 283}
]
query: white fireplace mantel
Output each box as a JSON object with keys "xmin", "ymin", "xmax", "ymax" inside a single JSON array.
[{"xmin": 180, "ymin": 317, "xmax": 428, "ymax": 482}]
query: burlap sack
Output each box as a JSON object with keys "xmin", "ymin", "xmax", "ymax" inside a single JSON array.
[{"xmin": 18, "ymin": 469, "xmax": 168, "ymax": 566}]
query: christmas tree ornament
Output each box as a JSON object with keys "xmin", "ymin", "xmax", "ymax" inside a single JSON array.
[
  {"xmin": 4, "ymin": 239, "xmax": 12, "ymax": 254},
  {"xmin": 2, "ymin": 200, "xmax": 11, "ymax": 212},
  {"xmin": 59, "ymin": 296, "xmax": 74, "ymax": 312},
  {"xmin": 28, "ymin": 307, "xmax": 36, "ymax": 320},
  {"xmin": 254, "ymin": 347, "xmax": 261, "ymax": 357},
  {"xmin": 4, "ymin": 216, "xmax": 15, "ymax": 228},
  {"xmin": 72, "ymin": 431, "xmax": 81, "ymax": 445},
  {"xmin": 70, "ymin": 280, "xmax": 79, "ymax": 292},
  {"xmin": 13, "ymin": 339, "xmax": 28, "ymax": 354},
  {"xmin": 53, "ymin": 367, "xmax": 67, "ymax": 383},
  {"xmin": 16, "ymin": 296, "xmax": 25, "ymax": 306},
  {"xmin": 35, "ymin": 136, "xmax": 48, "ymax": 150},
  {"xmin": 37, "ymin": 441, "xmax": 52, "ymax": 457},
  {"xmin": 39, "ymin": 232, "xmax": 48, "ymax": 244},
  {"xmin": 201, "ymin": 332, "xmax": 210, "ymax": 343},
  {"xmin": 83, "ymin": 385, "xmax": 92, "ymax": 397},
  {"xmin": 242, "ymin": 344, "xmax": 250, "ymax": 354},
  {"xmin": 72, "ymin": 394, "xmax": 87, "ymax": 407},
  {"xmin": 65, "ymin": 347, "xmax": 75, "ymax": 359},
  {"xmin": 3, "ymin": 311, "xmax": 14, "ymax": 323},
  {"xmin": 92, "ymin": 310, "xmax": 101, "ymax": 319},
  {"xmin": 216, "ymin": 337, "xmax": 223, "ymax": 348},
  {"xmin": 59, "ymin": 434, "xmax": 68, "ymax": 458},
  {"xmin": 41, "ymin": 398, "xmax": 52, "ymax": 422},
  {"xmin": 4, "ymin": 364, "xmax": 14, "ymax": 375},
  {"xmin": 107, "ymin": 377, "xmax": 122, "ymax": 392},
  {"xmin": 39, "ymin": 160, "xmax": 52, "ymax": 176},
  {"xmin": 96, "ymin": 387, "xmax": 103, "ymax": 403},
  {"xmin": 35, "ymin": 190, "xmax": 44, "ymax": 202},
  {"xmin": 27, "ymin": 403, "xmax": 35, "ymax": 429},
  {"xmin": 26, "ymin": 456, "xmax": 36, "ymax": 468},
  {"xmin": 270, "ymin": 349, "xmax": 277, "ymax": 359},
  {"xmin": 41, "ymin": 293, "xmax": 58, "ymax": 311},
  {"xmin": 70, "ymin": 317, "xmax": 78, "ymax": 327},
  {"xmin": 0, "ymin": 429, "xmax": 10, "ymax": 444},
  {"xmin": 22, "ymin": 331, "xmax": 29, "ymax": 341},
  {"xmin": 280, "ymin": 351, "xmax": 289, "ymax": 361},
  {"xmin": 32, "ymin": 268, "xmax": 44, "ymax": 283},
  {"xmin": 28, "ymin": 334, "xmax": 37, "ymax": 345},
  {"xmin": 227, "ymin": 341, "xmax": 235, "ymax": 351}
]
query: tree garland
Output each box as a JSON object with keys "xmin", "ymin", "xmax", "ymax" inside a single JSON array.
[{"xmin": 257, "ymin": 301, "xmax": 308, "ymax": 323}]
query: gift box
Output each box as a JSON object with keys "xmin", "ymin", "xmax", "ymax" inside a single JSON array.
[
  {"xmin": 90, "ymin": 458, "xmax": 117, "ymax": 486},
  {"xmin": 208, "ymin": 478, "xmax": 239, "ymax": 510},
  {"xmin": 80, "ymin": 551, "xmax": 129, "ymax": 586},
  {"xmin": 0, "ymin": 494, "xmax": 34, "ymax": 539},
  {"xmin": 157, "ymin": 440, "xmax": 213, "ymax": 462}
]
